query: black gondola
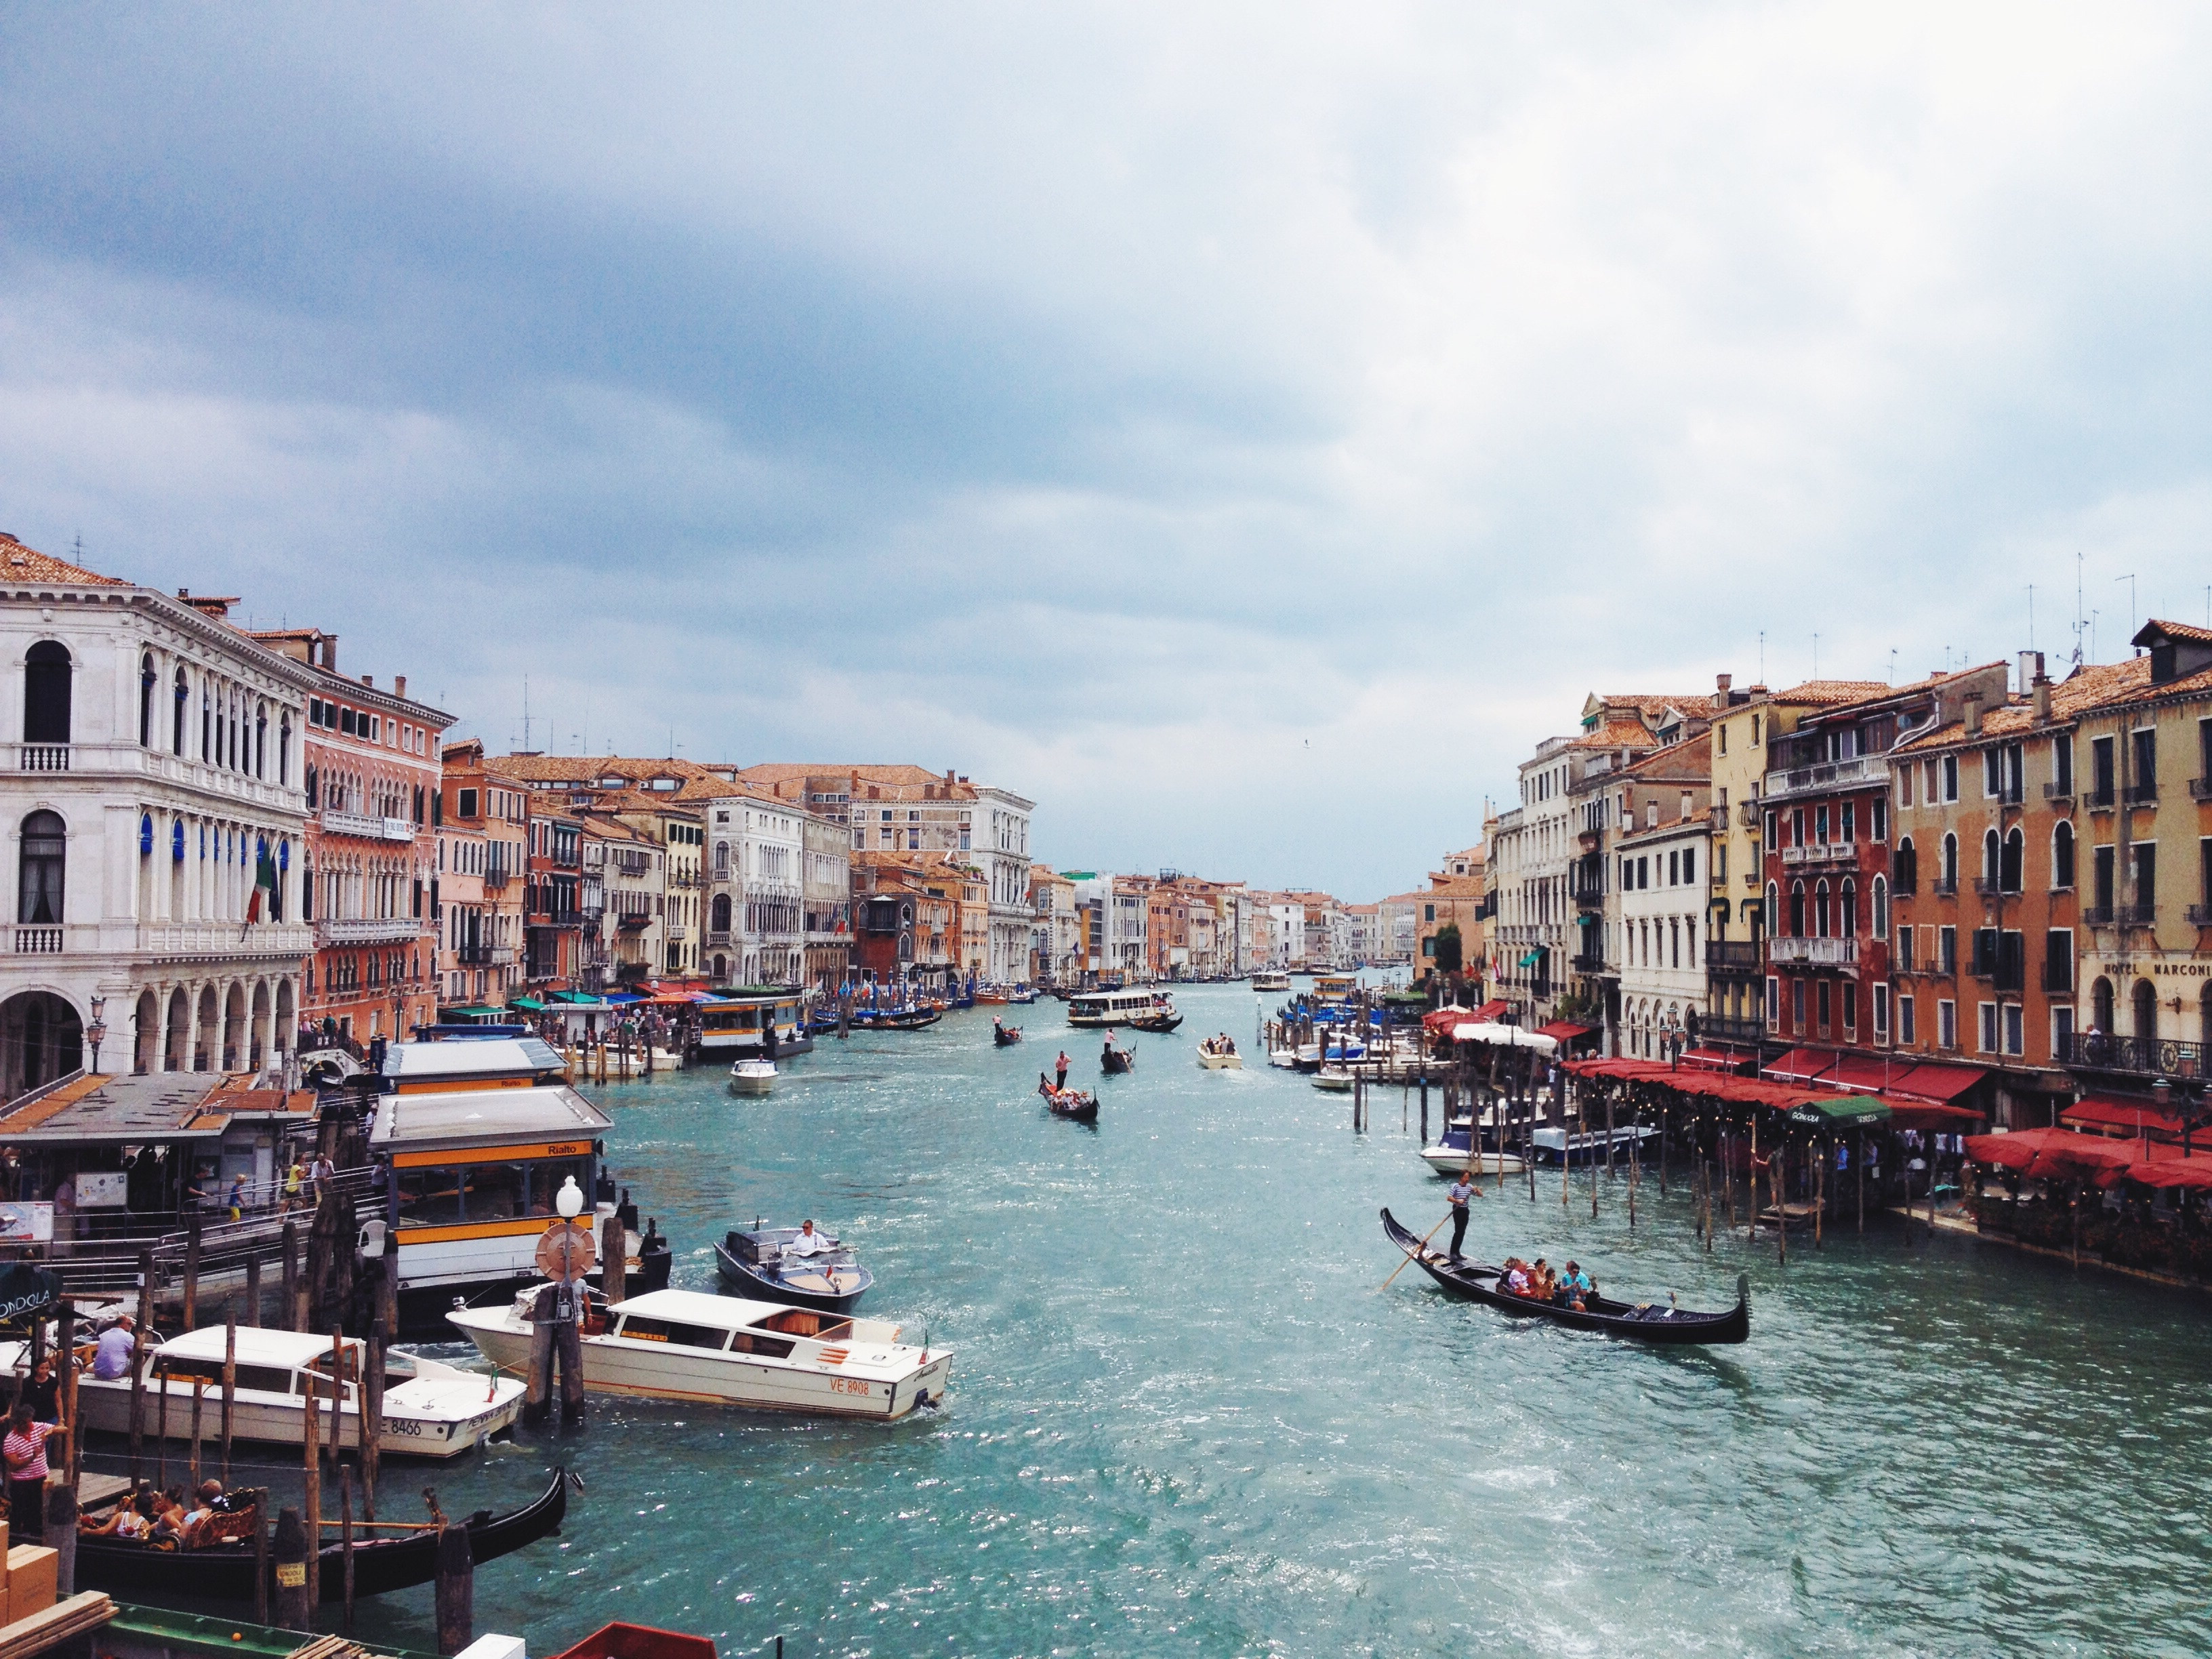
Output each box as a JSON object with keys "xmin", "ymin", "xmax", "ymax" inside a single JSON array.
[
  {"xmin": 73, "ymin": 1466, "xmax": 570, "ymax": 1605},
  {"xmin": 1042, "ymin": 1088, "xmax": 1099, "ymax": 1121},
  {"xmin": 713, "ymin": 1225, "xmax": 872, "ymax": 1313},
  {"xmin": 872, "ymin": 1008, "xmax": 943, "ymax": 1031},
  {"xmin": 992, "ymin": 1023, "xmax": 1023, "ymax": 1047},
  {"xmin": 1379, "ymin": 1209, "xmax": 1748, "ymax": 1345},
  {"xmin": 1100, "ymin": 1041, "xmax": 1134, "ymax": 1074},
  {"xmin": 1124, "ymin": 1012, "xmax": 1183, "ymax": 1033}
]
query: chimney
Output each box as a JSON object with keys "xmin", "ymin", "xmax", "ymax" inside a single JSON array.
[
  {"xmin": 394, "ymin": 674, "xmax": 407, "ymax": 699},
  {"xmin": 319, "ymin": 636, "xmax": 337, "ymax": 672},
  {"xmin": 945, "ymin": 769, "xmax": 955, "ymax": 786},
  {"xmin": 1713, "ymin": 672, "xmax": 1732, "ymax": 710},
  {"xmin": 361, "ymin": 674, "xmax": 374, "ymax": 689},
  {"xmin": 2030, "ymin": 653, "xmax": 2052, "ymax": 722},
  {"xmin": 1963, "ymin": 691, "xmax": 1983, "ymax": 735}
]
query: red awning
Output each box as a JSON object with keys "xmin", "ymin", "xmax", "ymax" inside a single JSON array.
[
  {"xmin": 1822, "ymin": 1053, "xmax": 1906, "ymax": 1096},
  {"xmin": 1472, "ymin": 1000, "xmax": 1510, "ymax": 1023},
  {"xmin": 1885, "ymin": 1100, "xmax": 1987, "ymax": 1132},
  {"xmin": 1965, "ymin": 1127, "xmax": 2129, "ymax": 1177},
  {"xmin": 2123, "ymin": 1151, "xmax": 2212, "ymax": 1192},
  {"xmin": 1535, "ymin": 1021, "xmax": 1595, "ymax": 1044},
  {"xmin": 1885, "ymin": 1063, "xmax": 1986, "ymax": 1105},
  {"xmin": 1421, "ymin": 1006, "xmax": 1471, "ymax": 1036},
  {"xmin": 2061, "ymin": 1095, "xmax": 2184, "ymax": 1141},
  {"xmin": 1679, "ymin": 1045, "xmax": 1755, "ymax": 1073},
  {"xmin": 1761, "ymin": 1048, "xmax": 1838, "ymax": 1085}
]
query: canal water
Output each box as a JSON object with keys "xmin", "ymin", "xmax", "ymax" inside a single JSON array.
[{"xmin": 198, "ymin": 985, "xmax": 2212, "ymax": 1655}]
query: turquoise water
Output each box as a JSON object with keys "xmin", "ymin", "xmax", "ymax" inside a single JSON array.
[{"xmin": 249, "ymin": 986, "xmax": 2212, "ymax": 1654}]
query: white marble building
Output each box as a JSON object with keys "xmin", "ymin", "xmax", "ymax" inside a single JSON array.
[{"xmin": 0, "ymin": 537, "xmax": 315, "ymax": 1098}]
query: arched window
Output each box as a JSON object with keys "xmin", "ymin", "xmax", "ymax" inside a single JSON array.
[
  {"xmin": 2133, "ymin": 979, "xmax": 2158, "ymax": 1040},
  {"xmin": 1841, "ymin": 878, "xmax": 1858, "ymax": 938},
  {"xmin": 2091, "ymin": 976, "xmax": 2114, "ymax": 1033},
  {"xmin": 201, "ymin": 682, "xmax": 211, "ymax": 761},
  {"xmin": 173, "ymin": 668, "xmax": 188, "ymax": 755},
  {"xmin": 712, "ymin": 893, "xmax": 732, "ymax": 931},
  {"xmin": 22, "ymin": 642, "xmax": 71, "ymax": 745},
  {"xmin": 1789, "ymin": 880, "xmax": 1807, "ymax": 937},
  {"xmin": 1941, "ymin": 833, "xmax": 1959, "ymax": 886},
  {"xmin": 140, "ymin": 654, "xmax": 157, "ymax": 747},
  {"xmin": 255, "ymin": 704, "xmax": 268, "ymax": 778},
  {"xmin": 1814, "ymin": 880, "xmax": 1831, "ymax": 938},
  {"xmin": 278, "ymin": 711, "xmax": 291, "ymax": 785},
  {"xmin": 1894, "ymin": 835, "xmax": 1917, "ymax": 894},
  {"xmin": 2001, "ymin": 827, "xmax": 2023, "ymax": 893},
  {"xmin": 2052, "ymin": 820, "xmax": 2074, "ymax": 890},
  {"xmin": 1872, "ymin": 875, "xmax": 1889, "ymax": 940},
  {"xmin": 17, "ymin": 810, "xmax": 65, "ymax": 924},
  {"xmin": 304, "ymin": 764, "xmax": 319, "ymax": 808},
  {"xmin": 1765, "ymin": 880, "xmax": 1778, "ymax": 937},
  {"xmin": 1983, "ymin": 828, "xmax": 2000, "ymax": 884},
  {"xmin": 714, "ymin": 840, "xmax": 731, "ymax": 877}
]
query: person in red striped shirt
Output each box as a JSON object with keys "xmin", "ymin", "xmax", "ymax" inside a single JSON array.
[{"xmin": 3, "ymin": 1401, "xmax": 62, "ymax": 1531}]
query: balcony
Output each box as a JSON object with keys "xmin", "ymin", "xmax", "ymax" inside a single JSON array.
[
  {"xmin": 667, "ymin": 926, "xmax": 687, "ymax": 943},
  {"xmin": 2043, "ymin": 781, "xmax": 2074, "ymax": 802},
  {"xmin": 2192, "ymin": 777, "xmax": 2212, "ymax": 802},
  {"xmin": 615, "ymin": 909, "xmax": 653, "ymax": 931},
  {"xmin": 318, "ymin": 916, "xmax": 424, "ymax": 946},
  {"xmin": 1782, "ymin": 842, "xmax": 1857, "ymax": 867},
  {"xmin": 1570, "ymin": 952, "xmax": 1607, "ymax": 975},
  {"xmin": 18, "ymin": 745, "xmax": 68, "ymax": 773},
  {"xmin": 1971, "ymin": 876, "xmax": 1996, "ymax": 896},
  {"xmin": 9, "ymin": 926, "xmax": 62, "ymax": 954},
  {"xmin": 1930, "ymin": 876, "xmax": 1958, "ymax": 897},
  {"xmin": 613, "ymin": 853, "xmax": 651, "ymax": 876},
  {"xmin": 1738, "ymin": 800, "xmax": 1763, "ymax": 828},
  {"xmin": 1697, "ymin": 1014, "xmax": 1767, "ymax": 1045},
  {"xmin": 2125, "ymin": 781, "xmax": 2159, "ymax": 806},
  {"xmin": 1706, "ymin": 940, "xmax": 1763, "ymax": 972},
  {"xmin": 1767, "ymin": 936, "xmax": 1858, "ymax": 968},
  {"xmin": 1761, "ymin": 755, "xmax": 1888, "ymax": 804},
  {"xmin": 483, "ymin": 863, "xmax": 512, "ymax": 889},
  {"xmin": 1742, "ymin": 872, "xmax": 1761, "ymax": 889},
  {"xmin": 2083, "ymin": 905, "xmax": 2156, "ymax": 928},
  {"xmin": 1572, "ymin": 884, "xmax": 1605, "ymax": 911},
  {"xmin": 2189, "ymin": 905, "xmax": 2212, "ymax": 927},
  {"xmin": 455, "ymin": 943, "xmax": 494, "ymax": 966},
  {"xmin": 705, "ymin": 929, "xmax": 733, "ymax": 947},
  {"xmin": 2060, "ymin": 1031, "xmax": 2207, "ymax": 1078},
  {"xmin": 2087, "ymin": 786, "xmax": 2116, "ymax": 811},
  {"xmin": 142, "ymin": 922, "xmax": 314, "ymax": 962},
  {"xmin": 319, "ymin": 808, "xmax": 384, "ymax": 838}
]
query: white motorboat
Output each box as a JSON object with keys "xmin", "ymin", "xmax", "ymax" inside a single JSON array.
[
  {"xmin": 1311, "ymin": 1065, "xmax": 1355, "ymax": 1092},
  {"xmin": 729, "ymin": 1058, "xmax": 778, "ymax": 1095},
  {"xmin": 447, "ymin": 1286, "xmax": 951, "ymax": 1420},
  {"xmin": 28, "ymin": 1326, "xmax": 523, "ymax": 1459},
  {"xmin": 1418, "ymin": 1140, "xmax": 1530, "ymax": 1177},
  {"xmin": 1196, "ymin": 1040, "xmax": 1244, "ymax": 1069},
  {"xmin": 1529, "ymin": 1124, "xmax": 1660, "ymax": 1166},
  {"xmin": 1267, "ymin": 1046, "xmax": 1301, "ymax": 1069}
]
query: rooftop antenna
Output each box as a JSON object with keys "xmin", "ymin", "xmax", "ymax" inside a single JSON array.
[
  {"xmin": 1887, "ymin": 648, "xmax": 1898, "ymax": 684},
  {"xmin": 522, "ymin": 676, "xmax": 532, "ymax": 752},
  {"xmin": 1812, "ymin": 632, "xmax": 1820, "ymax": 679},
  {"xmin": 2071, "ymin": 551, "xmax": 2087, "ymax": 670},
  {"xmin": 1758, "ymin": 630, "xmax": 1765, "ymax": 682},
  {"xmin": 2027, "ymin": 583, "xmax": 2034, "ymax": 651},
  {"xmin": 2116, "ymin": 573, "xmax": 2137, "ymax": 650}
]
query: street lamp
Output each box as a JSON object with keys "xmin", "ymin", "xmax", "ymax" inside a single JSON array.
[{"xmin": 86, "ymin": 994, "xmax": 107, "ymax": 1075}]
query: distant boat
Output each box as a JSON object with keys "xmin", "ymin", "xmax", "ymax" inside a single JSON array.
[
  {"xmin": 1252, "ymin": 972, "xmax": 1291, "ymax": 993},
  {"xmin": 1311, "ymin": 1065, "xmax": 1354, "ymax": 1092},
  {"xmin": 729, "ymin": 1058, "xmax": 777, "ymax": 1095}
]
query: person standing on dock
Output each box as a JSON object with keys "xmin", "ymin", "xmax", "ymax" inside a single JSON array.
[{"xmin": 1447, "ymin": 1172, "xmax": 1477, "ymax": 1261}]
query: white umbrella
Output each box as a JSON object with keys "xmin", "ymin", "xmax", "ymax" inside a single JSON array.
[{"xmin": 1451, "ymin": 1022, "xmax": 1558, "ymax": 1053}]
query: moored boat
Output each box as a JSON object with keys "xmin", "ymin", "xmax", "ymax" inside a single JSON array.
[
  {"xmin": 30, "ymin": 1326, "xmax": 524, "ymax": 1458},
  {"xmin": 1529, "ymin": 1124, "xmax": 1659, "ymax": 1166},
  {"xmin": 72, "ymin": 1466, "xmax": 569, "ymax": 1605},
  {"xmin": 714, "ymin": 1224, "xmax": 872, "ymax": 1313},
  {"xmin": 1311, "ymin": 1065, "xmax": 1354, "ymax": 1092},
  {"xmin": 1418, "ymin": 1123, "xmax": 1530, "ymax": 1177},
  {"xmin": 448, "ymin": 1287, "xmax": 951, "ymax": 1418},
  {"xmin": 1379, "ymin": 1209, "xmax": 1748, "ymax": 1345}
]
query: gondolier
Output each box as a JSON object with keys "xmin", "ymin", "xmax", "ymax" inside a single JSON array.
[
  {"xmin": 1447, "ymin": 1173, "xmax": 1477, "ymax": 1260},
  {"xmin": 1055, "ymin": 1051, "xmax": 1070, "ymax": 1088}
]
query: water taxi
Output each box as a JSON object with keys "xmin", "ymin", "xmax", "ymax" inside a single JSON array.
[
  {"xmin": 447, "ymin": 1287, "xmax": 951, "ymax": 1419},
  {"xmin": 369, "ymin": 1038, "xmax": 669, "ymax": 1326},
  {"xmin": 729, "ymin": 1058, "xmax": 777, "ymax": 1095},
  {"xmin": 1252, "ymin": 972, "xmax": 1291, "ymax": 994},
  {"xmin": 697, "ymin": 988, "xmax": 812, "ymax": 1057},
  {"xmin": 1197, "ymin": 1036, "xmax": 1244, "ymax": 1069},
  {"xmin": 48, "ymin": 1326, "xmax": 524, "ymax": 1457},
  {"xmin": 1068, "ymin": 986, "xmax": 1172, "ymax": 1029}
]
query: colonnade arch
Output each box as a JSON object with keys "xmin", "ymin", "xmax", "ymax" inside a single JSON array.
[{"xmin": 131, "ymin": 972, "xmax": 302, "ymax": 1076}]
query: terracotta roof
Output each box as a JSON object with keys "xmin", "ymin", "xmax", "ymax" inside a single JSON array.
[
  {"xmin": 1571, "ymin": 719, "xmax": 1664, "ymax": 751},
  {"xmin": 1768, "ymin": 679, "xmax": 1891, "ymax": 707},
  {"xmin": 1597, "ymin": 695, "xmax": 1705, "ymax": 718},
  {"xmin": 0, "ymin": 533, "xmax": 125, "ymax": 587},
  {"xmin": 1893, "ymin": 659, "xmax": 2152, "ymax": 750},
  {"xmin": 1619, "ymin": 729, "xmax": 1712, "ymax": 779},
  {"xmin": 1424, "ymin": 875, "xmax": 1489, "ymax": 897},
  {"xmin": 2138, "ymin": 617, "xmax": 2212, "ymax": 647},
  {"xmin": 2072, "ymin": 657, "xmax": 2212, "ymax": 716},
  {"xmin": 729, "ymin": 762, "xmax": 959, "ymax": 789}
]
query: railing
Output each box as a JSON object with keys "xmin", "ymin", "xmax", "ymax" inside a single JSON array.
[
  {"xmin": 1738, "ymin": 800, "xmax": 1763, "ymax": 827},
  {"xmin": 666, "ymin": 926, "xmax": 688, "ymax": 943},
  {"xmin": 1571, "ymin": 884, "xmax": 1604, "ymax": 909},
  {"xmin": 1767, "ymin": 936, "xmax": 1858, "ymax": 967},
  {"xmin": 2189, "ymin": 905, "xmax": 2212, "ymax": 926},
  {"xmin": 2192, "ymin": 777, "xmax": 2212, "ymax": 802},
  {"xmin": 1697, "ymin": 1015, "xmax": 1767, "ymax": 1044},
  {"xmin": 615, "ymin": 910, "xmax": 653, "ymax": 930},
  {"xmin": 2083, "ymin": 905, "xmax": 2156, "ymax": 927},
  {"xmin": 2124, "ymin": 781, "xmax": 2158, "ymax": 805},
  {"xmin": 1706, "ymin": 940, "xmax": 1763, "ymax": 970},
  {"xmin": 614, "ymin": 854, "xmax": 651, "ymax": 876},
  {"xmin": 705, "ymin": 930, "xmax": 732, "ymax": 947},
  {"xmin": 1743, "ymin": 872, "xmax": 1761, "ymax": 889},
  {"xmin": 455, "ymin": 942, "xmax": 494, "ymax": 966},
  {"xmin": 11, "ymin": 926, "xmax": 62, "ymax": 954},
  {"xmin": 2087, "ymin": 785, "xmax": 2116, "ymax": 809},
  {"xmin": 1930, "ymin": 876, "xmax": 1958, "ymax": 896},
  {"xmin": 319, "ymin": 808, "xmax": 385, "ymax": 838},
  {"xmin": 1570, "ymin": 953, "xmax": 1607, "ymax": 974},
  {"xmin": 1761, "ymin": 755, "xmax": 1888, "ymax": 802},
  {"xmin": 318, "ymin": 916, "xmax": 422, "ymax": 945},
  {"xmin": 483, "ymin": 863, "xmax": 511, "ymax": 888},
  {"xmin": 142, "ymin": 922, "xmax": 314, "ymax": 960},
  {"xmin": 1972, "ymin": 876, "xmax": 1996, "ymax": 895},
  {"xmin": 18, "ymin": 745, "xmax": 68, "ymax": 773},
  {"xmin": 2043, "ymin": 781, "xmax": 2074, "ymax": 800},
  {"xmin": 2059, "ymin": 1031, "xmax": 2207, "ymax": 1078}
]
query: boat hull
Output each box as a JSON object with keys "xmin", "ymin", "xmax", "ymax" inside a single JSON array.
[
  {"xmin": 1380, "ymin": 1209, "xmax": 1748, "ymax": 1345},
  {"xmin": 448, "ymin": 1312, "xmax": 952, "ymax": 1419},
  {"xmin": 73, "ymin": 1467, "xmax": 568, "ymax": 1605},
  {"xmin": 1197, "ymin": 1052, "xmax": 1244, "ymax": 1069},
  {"xmin": 1420, "ymin": 1145, "xmax": 1530, "ymax": 1177},
  {"xmin": 713, "ymin": 1240, "xmax": 871, "ymax": 1314}
]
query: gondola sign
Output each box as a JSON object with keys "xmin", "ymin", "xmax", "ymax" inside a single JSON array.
[
  {"xmin": 535, "ymin": 1221, "xmax": 594, "ymax": 1285},
  {"xmin": 0, "ymin": 1263, "xmax": 62, "ymax": 1324}
]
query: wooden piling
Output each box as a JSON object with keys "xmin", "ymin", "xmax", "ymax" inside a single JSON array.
[
  {"xmin": 302, "ymin": 1361, "xmax": 321, "ymax": 1610},
  {"xmin": 188, "ymin": 1376, "xmax": 204, "ymax": 1491},
  {"xmin": 362, "ymin": 1318, "xmax": 384, "ymax": 1519},
  {"xmin": 129, "ymin": 1248, "xmax": 152, "ymax": 1482},
  {"xmin": 281, "ymin": 1221, "xmax": 300, "ymax": 1333},
  {"xmin": 556, "ymin": 1287, "xmax": 586, "ymax": 1426},
  {"xmin": 434, "ymin": 1517, "xmax": 474, "ymax": 1656},
  {"xmin": 54, "ymin": 1303, "xmax": 76, "ymax": 1489},
  {"xmin": 253, "ymin": 1492, "xmax": 270, "ymax": 1626},
  {"xmin": 1815, "ymin": 1144, "xmax": 1825, "ymax": 1248},
  {"xmin": 245, "ymin": 1255, "xmax": 262, "ymax": 1328},
  {"xmin": 340, "ymin": 1464, "xmax": 356, "ymax": 1635},
  {"xmin": 41, "ymin": 1481, "xmax": 77, "ymax": 1599},
  {"xmin": 221, "ymin": 1311, "xmax": 237, "ymax": 1485},
  {"xmin": 155, "ymin": 1359, "xmax": 169, "ymax": 1490},
  {"xmin": 602, "ymin": 1214, "xmax": 627, "ymax": 1309},
  {"xmin": 523, "ymin": 1286, "xmax": 554, "ymax": 1427},
  {"xmin": 272, "ymin": 1505, "xmax": 309, "ymax": 1629},
  {"xmin": 1776, "ymin": 1142, "xmax": 1788, "ymax": 1265},
  {"xmin": 183, "ymin": 1210, "xmax": 203, "ymax": 1333},
  {"xmin": 1856, "ymin": 1130, "xmax": 1866, "ymax": 1233}
]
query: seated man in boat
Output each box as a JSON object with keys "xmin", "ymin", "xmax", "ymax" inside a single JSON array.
[
  {"xmin": 1559, "ymin": 1261, "xmax": 1593, "ymax": 1310},
  {"xmin": 786, "ymin": 1220, "xmax": 831, "ymax": 1261}
]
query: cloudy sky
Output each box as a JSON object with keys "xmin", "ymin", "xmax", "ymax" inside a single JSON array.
[{"xmin": 5, "ymin": 5, "xmax": 2211, "ymax": 897}]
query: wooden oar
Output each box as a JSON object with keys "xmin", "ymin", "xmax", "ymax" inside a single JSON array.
[{"xmin": 1378, "ymin": 1213, "xmax": 1453, "ymax": 1291}]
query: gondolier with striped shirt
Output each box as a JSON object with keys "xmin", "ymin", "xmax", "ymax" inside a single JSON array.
[{"xmin": 1447, "ymin": 1172, "xmax": 1477, "ymax": 1261}]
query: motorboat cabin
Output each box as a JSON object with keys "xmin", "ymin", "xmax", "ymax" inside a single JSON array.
[
  {"xmin": 1067, "ymin": 987, "xmax": 1174, "ymax": 1029},
  {"xmin": 25, "ymin": 1325, "xmax": 524, "ymax": 1457},
  {"xmin": 447, "ymin": 1286, "xmax": 951, "ymax": 1420},
  {"xmin": 696, "ymin": 990, "xmax": 811, "ymax": 1057}
]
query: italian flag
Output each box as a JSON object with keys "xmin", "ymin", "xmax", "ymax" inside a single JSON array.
[{"xmin": 247, "ymin": 842, "xmax": 279, "ymax": 923}]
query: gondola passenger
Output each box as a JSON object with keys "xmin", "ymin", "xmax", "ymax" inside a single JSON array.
[{"xmin": 1560, "ymin": 1261, "xmax": 1593, "ymax": 1310}]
